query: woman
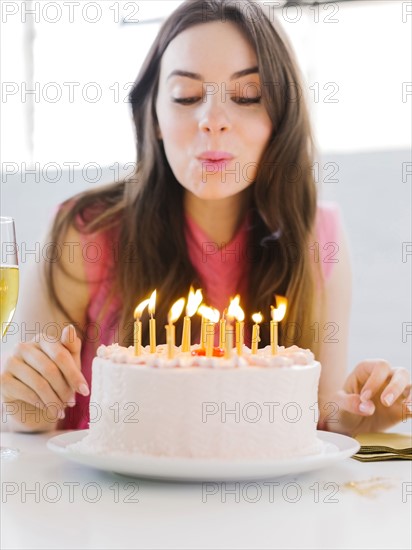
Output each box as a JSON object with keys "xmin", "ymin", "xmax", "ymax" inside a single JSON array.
[{"xmin": 1, "ymin": 0, "xmax": 410, "ymax": 435}]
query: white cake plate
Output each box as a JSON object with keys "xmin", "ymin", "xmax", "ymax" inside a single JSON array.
[{"xmin": 47, "ymin": 430, "xmax": 360, "ymax": 482}]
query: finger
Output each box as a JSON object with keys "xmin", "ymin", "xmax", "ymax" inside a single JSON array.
[
  {"xmin": 2, "ymin": 372, "xmax": 64, "ymax": 424},
  {"xmin": 37, "ymin": 337, "xmax": 89, "ymax": 396},
  {"xmin": 60, "ymin": 326, "xmax": 83, "ymax": 404},
  {"xmin": 16, "ymin": 343, "xmax": 76, "ymax": 407},
  {"xmin": 7, "ymin": 356, "xmax": 66, "ymax": 416},
  {"xmin": 401, "ymin": 384, "xmax": 411, "ymax": 398},
  {"xmin": 61, "ymin": 325, "xmax": 82, "ymax": 369},
  {"xmin": 380, "ymin": 370, "xmax": 411, "ymax": 407},
  {"xmin": 1, "ymin": 375, "xmax": 63, "ymax": 426},
  {"xmin": 351, "ymin": 360, "xmax": 380, "ymax": 389},
  {"xmin": 335, "ymin": 389, "xmax": 375, "ymax": 416},
  {"xmin": 400, "ymin": 385, "xmax": 412, "ymax": 416},
  {"xmin": 1, "ymin": 372, "xmax": 47, "ymax": 411},
  {"xmin": 60, "ymin": 326, "xmax": 87, "ymax": 396},
  {"xmin": 357, "ymin": 360, "xmax": 391, "ymax": 401}
]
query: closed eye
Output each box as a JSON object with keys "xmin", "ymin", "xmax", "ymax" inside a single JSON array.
[
  {"xmin": 233, "ymin": 97, "xmax": 261, "ymax": 105},
  {"xmin": 172, "ymin": 97, "xmax": 262, "ymax": 105},
  {"xmin": 172, "ymin": 97, "xmax": 200, "ymax": 105}
]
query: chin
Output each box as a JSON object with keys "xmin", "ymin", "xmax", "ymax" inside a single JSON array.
[
  {"xmin": 187, "ymin": 179, "xmax": 249, "ymax": 201},
  {"xmin": 189, "ymin": 187, "xmax": 240, "ymax": 201}
]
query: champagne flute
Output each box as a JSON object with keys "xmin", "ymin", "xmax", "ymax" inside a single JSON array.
[
  {"xmin": 1, "ymin": 217, "xmax": 20, "ymax": 460},
  {"xmin": 1, "ymin": 217, "xmax": 19, "ymax": 336}
]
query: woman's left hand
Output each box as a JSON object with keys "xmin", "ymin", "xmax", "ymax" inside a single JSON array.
[{"xmin": 331, "ymin": 360, "xmax": 411, "ymax": 435}]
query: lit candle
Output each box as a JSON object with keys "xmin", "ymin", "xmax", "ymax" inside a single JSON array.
[
  {"xmin": 251, "ymin": 312, "xmax": 263, "ymax": 355},
  {"xmin": 224, "ymin": 316, "xmax": 234, "ymax": 359},
  {"xmin": 205, "ymin": 322, "xmax": 214, "ymax": 358},
  {"xmin": 226, "ymin": 297, "xmax": 239, "ymax": 360},
  {"xmin": 231, "ymin": 295, "xmax": 244, "ymax": 356},
  {"xmin": 148, "ymin": 290, "xmax": 157, "ymax": 354},
  {"xmin": 166, "ymin": 298, "xmax": 185, "ymax": 359},
  {"xmin": 219, "ymin": 309, "xmax": 227, "ymax": 349},
  {"xmin": 236, "ymin": 315, "xmax": 245, "ymax": 355},
  {"xmin": 200, "ymin": 313, "xmax": 207, "ymax": 348},
  {"xmin": 270, "ymin": 295, "xmax": 288, "ymax": 355},
  {"xmin": 198, "ymin": 305, "xmax": 219, "ymax": 357},
  {"xmin": 133, "ymin": 298, "xmax": 149, "ymax": 356},
  {"xmin": 181, "ymin": 287, "xmax": 202, "ymax": 352}
]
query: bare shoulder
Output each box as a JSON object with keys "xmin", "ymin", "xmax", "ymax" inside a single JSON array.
[
  {"xmin": 317, "ymin": 220, "xmax": 352, "ymax": 403},
  {"xmin": 324, "ymin": 216, "xmax": 352, "ymax": 297},
  {"xmin": 20, "ymin": 222, "xmax": 92, "ymax": 331},
  {"xmin": 51, "ymin": 222, "xmax": 91, "ymax": 323}
]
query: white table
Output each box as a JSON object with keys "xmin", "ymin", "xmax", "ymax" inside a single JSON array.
[{"xmin": 1, "ymin": 430, "xmax": 411, "ymax": 550}]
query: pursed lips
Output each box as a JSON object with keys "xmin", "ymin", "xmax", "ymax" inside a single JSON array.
[{"xmin": 197, "ymin": 151, "xmax": 234, "ymax": 161}]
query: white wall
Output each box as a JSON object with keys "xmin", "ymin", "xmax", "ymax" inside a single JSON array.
[{"xmin": 1, "ymin": 0, "xmax": 411, "ymax": 166}]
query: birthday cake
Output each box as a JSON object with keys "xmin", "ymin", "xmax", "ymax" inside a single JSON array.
[{"xmin": 72, "ymin": 344, "xmax": 323, "ymax": 460}]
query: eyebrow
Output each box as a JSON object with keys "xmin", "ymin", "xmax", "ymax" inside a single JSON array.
[{"xmin": 167, "ymin": 66, "xmax": 259, "ymax": 81}]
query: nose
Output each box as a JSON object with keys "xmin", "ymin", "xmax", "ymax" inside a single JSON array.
[{"xmin": 198, "ymin": 99, "xmax": 231, "ymax": 133}]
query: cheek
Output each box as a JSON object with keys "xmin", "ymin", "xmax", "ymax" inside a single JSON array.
[
  {"xmin": 243, "ymin": 163, "xmax": 258, "ymax": 183},
  {"xmin": 157, "ymin": 103, "xmax": 193, "ymax": 145},
  {"xmin": 256, "ymin": 116, "xmax": 273, "ymax": 146},
  {"xmin": 162, "ymin": 122, "xmax": 188, "ymax": 165},
  {"xmin": 252, "ymin": 120, "xmax": 272, "ymax": 162},
  {"xmin": 168, "ymin": 119, "xmax": 192, "ymax": 145},
  {"xmin": 157, "ymin": 115, "xmax": 193, "ymax": 181}
]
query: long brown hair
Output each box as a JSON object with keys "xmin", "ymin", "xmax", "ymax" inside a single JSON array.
[{"xmin": 46, "ymin": 0, "xmax": 323, "ymax": 354}]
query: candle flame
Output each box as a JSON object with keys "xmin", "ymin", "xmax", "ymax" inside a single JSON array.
[
  {"xmin": 271, "ymin": 295, "xmax": 288, "ymax": 322},
  {"xmin": 234, "ymin": 305, "xmax": 244, "ymax": 322},
  {"xmin": 168, "ymin": 298, "xmax": 185, "ymax": 324},
  {"xmin": 148, "ymin": 290, "xmax": 156, "ymax": 316},
  {"xmin": 227, "ymin": 295, "xmax": 239, "ymax": 320},
  {"xmin": 134, "ymin": 298, "xmax": 150, "ymax": 320},
  {"xmin": 227, "ymin": 295, "xmax": 244, "ymax": 322},
  {"xmin": 252, "ymin": 312, "xmax": 263, "ymax": 324},
  {"xmin": 186, "ymin": 287, "xmax": 203, "ymax": 317},
  {"xmin": 198, "ymin": 304, "xmax": 220, "ymax": 324}
]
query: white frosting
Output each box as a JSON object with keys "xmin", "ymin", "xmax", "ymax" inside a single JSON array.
[
  {"xmin": 72, "ymin": 344, "xmax": 322, "ymax": 460},
  {"xmin": 96, "ymin": 343, "xmax": 315, "ymax": 369}
]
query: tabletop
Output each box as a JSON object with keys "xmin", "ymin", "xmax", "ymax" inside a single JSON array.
[{"xmin": 1, "ymin": 429, "xmax": 411, "ymax": 550}]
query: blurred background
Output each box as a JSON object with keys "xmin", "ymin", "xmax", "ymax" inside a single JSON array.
[{"xmin": 1, "ymin": 0, "xmax": 411, "ymax": 377}]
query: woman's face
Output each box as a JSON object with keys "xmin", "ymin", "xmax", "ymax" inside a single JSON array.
[{"xmin": 155, "ymin": 21, "xmax": 273, "ymax": 200}]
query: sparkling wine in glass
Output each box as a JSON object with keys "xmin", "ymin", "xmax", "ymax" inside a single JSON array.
[
  {"xmin": 1, "ymin": 219, "xmax": 19, "ymax": 336},
  {"xmin": 1, "ymin": 217, "xmax": 20, "ymax": 460}
]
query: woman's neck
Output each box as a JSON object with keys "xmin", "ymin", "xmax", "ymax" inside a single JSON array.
[{"xmin": 184, "ymin": 189, "xmax": 252, "ymax": 245}]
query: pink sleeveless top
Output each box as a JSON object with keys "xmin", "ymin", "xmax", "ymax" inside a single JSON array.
[{"xmin": 58, "ymin": 201, "xmax": 341, "ymax": 430}]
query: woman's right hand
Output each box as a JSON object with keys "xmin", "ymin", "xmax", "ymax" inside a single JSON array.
[{"xmin": 1, "ymin": 324, "xmax": 89, "ymax": 428}]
